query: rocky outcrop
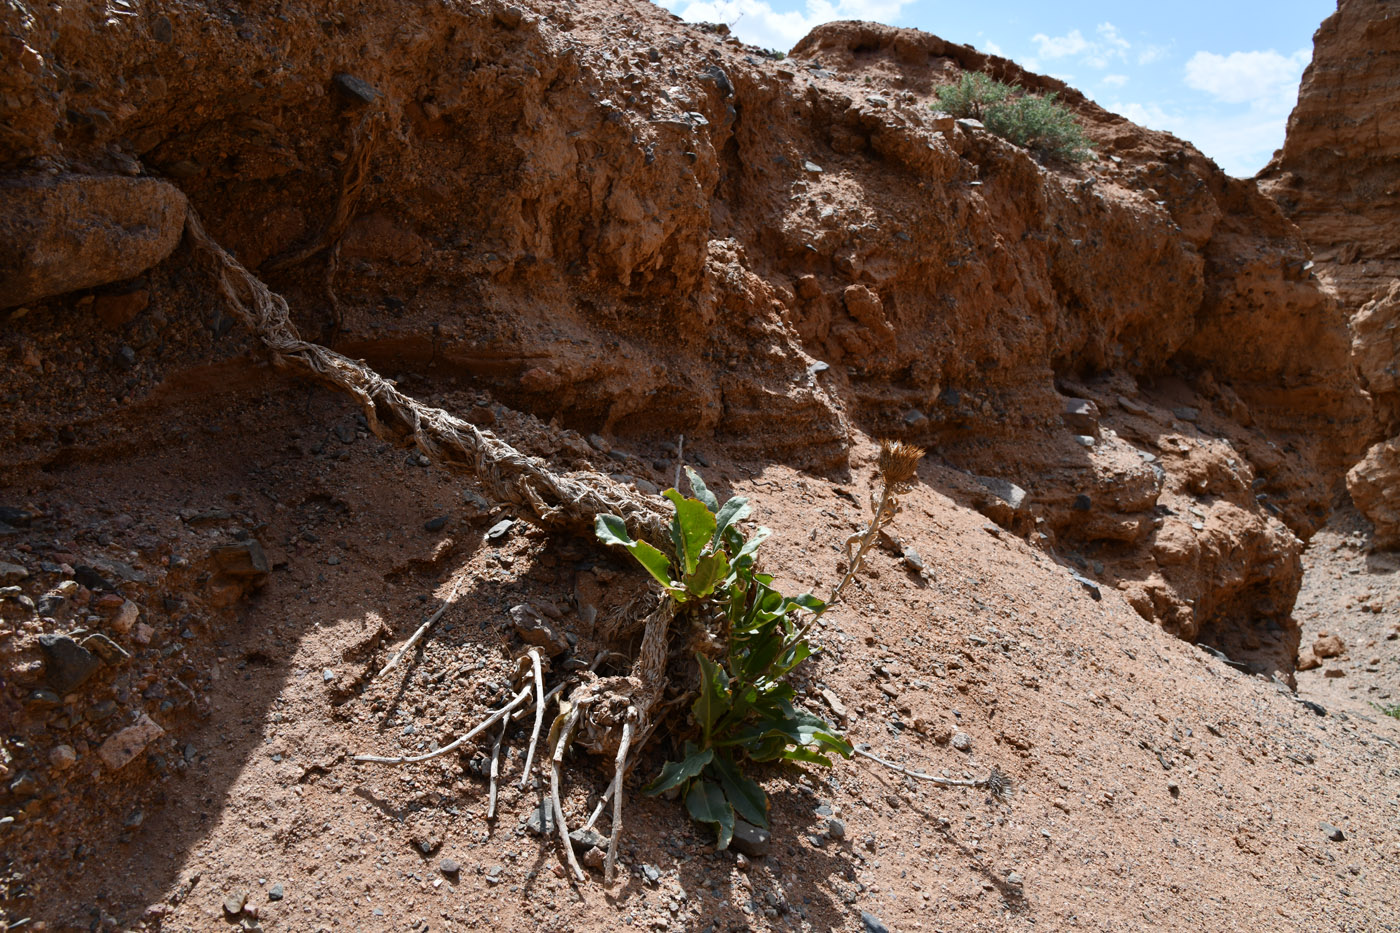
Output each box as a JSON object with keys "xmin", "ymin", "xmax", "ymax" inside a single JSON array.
[
  {"xmin": 0, "ymin": 175, "xmax": 187, "ymax": 308},
  {"xmin": 1262, "ymin": 0, "xmax": 1400, "ymax": 545},
  {"xmin": 0, "ymin": 3, "xmax": 1369, "ymax": 675},
  {"xmin": 1259, "ymin": 0, "xmax": 1400, "ymax": 313},
  {"xmin": 1348, "ymin": 438, "xmax": 1400, "ymax": 547}
]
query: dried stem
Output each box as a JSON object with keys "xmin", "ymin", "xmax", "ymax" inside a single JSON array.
[
  {"xmin": 604, "ymin": 713, "xmax": 634, "ymax": 884},
  {"xmin": 853, "ymin": 745, "xmax": 1007, "ymax": 794},
  {"xmin": 487, "ymin": 715, "xmax": 508, "ymax": 819},
  {"xmin": 353, "ymin": 684, "xmax": 530, "ymax": 765},
  {"xmin": 373, "ymin": 577, "xmax": 464, "ymax": 683},
  {"xmin": 518, "ymin": 648, "xmax": 546, "ymax": 789},
  {"xmin": 551, "ymin": 704, "xmax": 586, "ymax": 882}
]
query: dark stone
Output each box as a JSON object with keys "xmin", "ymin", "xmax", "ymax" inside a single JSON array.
[
  {"xmin": 1072, "ymin": 494, "xmax": 1092, "ymax": 511},
  {"xmin": 38, "ymin": 633, "xmax": 102, "ymax": 694},
  {"xmin": 1061, "ymin": 397, "xmax": 1101, "ymax": 435},
  {"xmin": 424, "ymin": 515, "xmax": 450, "ymax": 533},
  {"xmin": 74, "ymin": 565, "xmax": 117, "ymax": 592},
  {"xmin": 152, "ymin": 15, "xmax": 173, "ymax": 43},
  {"xmin": 526, "ymin": 801, "xmax": 554, "ymax": 836},
  {"xmin": 334, "ymin": 423, "xmax": 355, "ymax": 444},
  {"xmin": 0, "ymin": 506, "xmax": 36, "ymax": 527},
  {"xmin": 268, "ymin": 883, "xmax": 284, "ymax": 901},
  {"xmin": 704, "ymin": 64, "xmax": 734, "ymax": 97},
  {"xmin": 439, "ymin": 858, "xmax": 460, "ymax": 875},
  {"xmin": 1320, "ymin": 821, "xmax": 1346, "ymax": 842},
  {"xmin": 1300, "ymin": 700, "xmax": 1327, "ymax": 716},
  {"xmin": 938, "ymin": 387, "xmax": 961, "ymax": 407},
  {"xmin": 332, "ymin": 72, "xmax": 379, "ymax": 104},
  {"xmin": 1069, "ymin": 572, "xmax": 1101, "ymax": 601},
  {"xmin": 861, "ymin": 911, "xmax": 890, "ymax": 933},
  {"xmin": 495, "ymin": 5, "xmax": 524, "ymax": 28},
  {"xmin": 568, "ymin": 828, "xmax": 606, "ymax": 854},
  {"xmin": 730, "ymin": 820, "xmax": 771, "ymax": 858},
  {"xmin": 24, "ymin": 689, "xmax": 61, "ymax": 709},
  {"xmin": 86, "ymin": 556, "xmax": 147, "ymax": 584}
]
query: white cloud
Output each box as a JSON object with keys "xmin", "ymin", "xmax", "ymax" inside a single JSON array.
[
  {"xmin": 1137, "ymin": 44, "xmax": 1170, "ymax": 65},
  {"xmin": 1102, "ymin": 73, "xmax": 1128, "ymax": 87},
  {"xmin": 1183, "ymin": 49, "xmax": 1311, "ymax": 110},
  {"xmin": 1031, "ymin": 28, "xmax": 1090, "ymax": 60},
  {"xmin": 1030, "ymin": 21, "xmax": 1131, "ymax": 70},
  {"xmin": 983, "ymin": 39, "xmax": 1004, "ymax": 57},
  {"xmin": 661, "ymin": 0, "xmax": 913, "ymax": 52}
]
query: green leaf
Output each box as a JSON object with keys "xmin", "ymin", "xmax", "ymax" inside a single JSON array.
[
  {"xmin": 595, "ymin": 514, "xmax": 676, "ymax": 590},
  {"xmin": 781, "ymin": 747, "xmax": 835, "ymax": 767},
  {"xmin": 685, "ymin": 780, "xmax": 735, "ymax": 850},
  {"xmin": 710, "ymin": 752, "xmax": 769, "ymax": 828},
  {"xmin": 684, "ymin": 466, "xmax": 720, "ymax": 513},
  {"xmin": 711, "ymin": 496, "xmax": 751, "ymax": 549},
  {"xmin": 789, "ymin": 592, "xmax": 825, "ymax": 612},
  {"xmin": 644, "ymin": 746, "xmax": 714, "ymax": 795},
  {"xmin": 769, "ymin": 640, "xmax": 813, "ymax": 679},
  {"xmin": 692, "ymin": 654, "xmax": 731, "ymax": 743},
  {"xmin": 739, "ymin": 631, "xmax": 787, "ymax": 680},
  {"xmin": 733, "ymin": 526, "xmax": 771, "ymax": 565},
  {"xmin": 664, "ymin": 490, "xmax": 716, "ymax": 575},
  {"xmin": 683, "ymin": 552, "xmax": 730, "ymax": 599}
]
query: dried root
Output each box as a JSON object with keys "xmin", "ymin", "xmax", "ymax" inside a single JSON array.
[{"xmin": 854, "ymin": 745, "xmax": 1013, "ymax": 800}]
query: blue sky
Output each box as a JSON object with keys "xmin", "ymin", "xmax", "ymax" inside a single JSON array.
[{"xmin": 658, "ymin": 0, "xmax": 1336, "ymax": 177}]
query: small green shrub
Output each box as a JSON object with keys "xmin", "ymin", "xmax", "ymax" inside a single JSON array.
[
  {"xmin": 934, "ymin": 71, "xmax": 1012, "ymax": 121},
  {"xmin": 596, "ymin": 468, "xmax": 851, "ymax": 848},
  {"xmin": 1375, "ymin": 702, "xmax": 1400, "ymax": 720},
  {"xmin": 934, "ymin": 72, "xmax": 1094, "ymax": 163}
]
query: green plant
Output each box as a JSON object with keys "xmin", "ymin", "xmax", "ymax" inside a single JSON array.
[
  {"xmin": 933, "ymin": 71, "xmax": 1012, "ymax": 121},
  {"xmin": 596, "ymin": 468, "xmax": 850, "ymax": 848},
  {"xmin": 1374, "ymin": 702, "xmax": 1400, "ymax": 720},
  {"xmin": 983, "ymin": 91, "xmax": 1093, "ymax": 162},
  {"xmin": 595, "ymin": 441, "xmax": 926, "ymax": 849},
  {"xmin": 934, "ymin": 72, "xmax": 1094, "ymax": 162}
]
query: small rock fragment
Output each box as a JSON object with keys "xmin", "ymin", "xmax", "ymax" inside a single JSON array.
[
  {"xmin": 332, "ymin": 72, "xmax": 379, "ymax": 104},
  {"xmin": 861, "ymin": 911, "xmax": 891, "ymax": 933},
  {"xmin": 0, "ymin": 562, "xmax": 27, "ymax": 584},
  {"xmin": 98, "ymin": 713, "xmax": 165, "ymax": 770},
  {"xmin": 223, "ymin": 892, "xmax": 248, "ymax": 917},
  {"xmin": 510, "ymin": 604, "xmax": 570, "ymax": 656},
  {"xmin": 112, "ymin": 600, "xmax": 140, "ymax": 634},
  {"xmin": 731, "ymin": 820, "xmax": 771, "ymax": 858},
  {"xmin": 439, "ymin": 858, "xmax": 460, "ymax": 876},
  {"xmin": 485, "ymin": 518, "xmax": 514, "ymax": 542},
  {"xmin": 1313, "ymin": 633, "xmax": 1345, "ymax": 658},
  {"xmin": 49, "ymin": 744, "xmax": 77, "ymax": 771},
  {"xmin": 1319, "ymin": 822, "xmax": 1346, "ymax": 842},
  {"xmin": 951, "ymin": 732, "xmax": 972, "ymax": 752}
]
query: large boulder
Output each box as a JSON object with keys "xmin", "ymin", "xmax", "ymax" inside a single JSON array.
[
  {"xmin": 1348, "ymin": 437, "xmax": 1400, "ymax": 548},
  {"xmin": 0, "ymin": 174, "xmax": 187, "ymax": 308}
]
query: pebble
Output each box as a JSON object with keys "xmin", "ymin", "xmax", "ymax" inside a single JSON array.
[
  {"xmin": 332, "ymin": 72, "xmax": 379, "ymax": 104},
  {"xmin": 1173, "ymin": 406, "xmax": 1199, "ymax": 422},
  {"xmin": 48, "ymin": 744, "xmax": 76, "ymax": 771},
  {"xmin": 642, "ymin": 864, "xmax": 661, "ymax": 884},
  {"xmin": 322, "ymin": 668, "xmax": 336, "ymax": 682},
  {"xmin": 0, "ymin": 562, "xmax": 27, "ymax": 584},
  {"xmin": 486, "ymin": 518, "xmax": 514, "ymax": 542},
  {"xmin": 112, "ymin": 600, "xmax": 140, "ymax": 634},
  {"xmin": 1320, "ymin": 822, "xmax": 1346, "ymax": 842},
  {"xmin": 526, "ymin": 802, "xmax": 555, "ymax": 836},
  {"xmin": 424, "ymin": 515, "xmax": 450, "ymax": 532},
  {"xmin": 826, "ymin": 818, "xmax": 846, "ymax": 840},
  {"xmin": 440, "ymin": 858, "xmax": 460, "ymax": 875},
  {"xmin": 223, "ymin": 892, "xmax": 248, "ymax": 916},
  {"xmin": 267, "ymin": 883, "xmax": 284, "ymax": 901},
  {"xmin": 901, "ymin": 546, "xmax": 923, "ymax": 571},
  {"xmin": 951, "ymin": 732, "xmax": 972, "ymax": 752},
  {"xmin": 98, "ymin": 713, "xmax": 165, "ymax": 770}
]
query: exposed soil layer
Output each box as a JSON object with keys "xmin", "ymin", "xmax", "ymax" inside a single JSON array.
[
  {"xmin": 1, "ymin": 382, "xmax": 1398, "ymax": 931},
  {"xmin": 0, "ymin": 0, "xmax": 1396, "ymax": 930}
]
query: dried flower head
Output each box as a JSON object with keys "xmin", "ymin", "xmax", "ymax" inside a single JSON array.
[{"xmin": 877, "ymin": 439, "xmax": 924, "ymax": 486}]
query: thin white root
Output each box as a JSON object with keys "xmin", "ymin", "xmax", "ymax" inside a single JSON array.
[
  {"xmin": 374, "ymin": 577, "xmax": 465, "ymax": 682},
  {"xmin": 604, "ymin": 713, "xmax": 634, "ymax": 884},
  {"xmin": 353, "ymin": 685, "xmax": 530, "ymax": 764},
  {"xmin": 518, "ymin": 648, "xmax": 546, "ymax": 789},
  {"xmin": 579, "ymin": 784, "xmax": 616, "ymax": 833},
  {"xmin": 551, "ymin": 705, "xmax": 585, "ymax": 882},
  {"xmin": 487, "ymin": 715, "xmax": 507, "ymax": 819},
  {"xmin": 854, "ymin": 746, "xmax": 1006, "ymax": 792}
]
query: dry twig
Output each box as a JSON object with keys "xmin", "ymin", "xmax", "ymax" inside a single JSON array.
[{"xmin": 373, "ymin": 577, "xmax": 464, "ymax": 683}]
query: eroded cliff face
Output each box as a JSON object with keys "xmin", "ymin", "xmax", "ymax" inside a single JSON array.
[
  {"xmin": 0, "ymin": 5, "xmax": 1365, "ymax": 674},
  {"xmin": 1260, "ymin": 0, "xmax": 1400, "ymax": 315},
  {"xmin": 1260, "ymin": 0, "xmax": 1400, "ymax": 541}
]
